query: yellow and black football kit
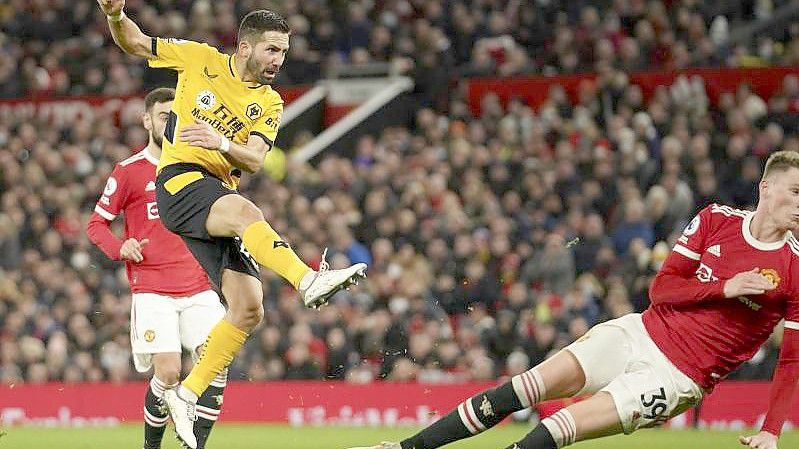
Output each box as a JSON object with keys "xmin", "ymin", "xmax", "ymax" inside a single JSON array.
[
  {"xmin": 149, "ymin": 37, "xmax": 286, "ymax": 288},
  {"xmin": 148, "ymin": 36, "xmax": 282, "ymax": 187},
  {"xmin": 148, "ymin": 37, "xmax": 317, "ymax": 402}
]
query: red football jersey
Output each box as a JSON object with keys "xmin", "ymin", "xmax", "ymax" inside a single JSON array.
[
  {"xmin": 643, "ymin": 203, "xmax": 799, "ymax": 389},
  {"xmin": 92, "ymin": 149, "xmax": 211, "ymax": 296}
]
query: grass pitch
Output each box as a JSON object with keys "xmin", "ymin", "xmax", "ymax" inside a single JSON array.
[{"xmin": 1, "ymin": 424, "xmax": 796, "ymax": 448}]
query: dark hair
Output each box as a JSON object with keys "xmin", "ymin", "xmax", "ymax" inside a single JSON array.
[
  {"xmin": 144, "ymin": 87, "xmax": 175, "ymax": 112},
  {"xmin": 238, "ymin": 9, "xmax": 290, "ymax": 46}
]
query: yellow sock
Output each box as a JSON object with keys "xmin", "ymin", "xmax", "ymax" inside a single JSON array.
[
  {"xmin": 182, "ymin": 319, "xmax": 247, "ymax": 397},
  {"xmin": 242, "ymin": 221, "xmax": 311, "ymax": 289}
]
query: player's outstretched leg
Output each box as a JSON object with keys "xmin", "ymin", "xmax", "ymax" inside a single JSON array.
[
  {"xmin": 142, "ymin": 376, "xmax": 173, "ymax": 449},
  {"xmin": 348, "ymin": 351, "xmax": 586, "ymax": 449},
  {"xmin": 503, "ymin": 392, "xmax": 623, "ymax": 449},
  {"xmin": 209, "ymin": 195, "xmax": 368, "ymax": 309},
  {"xmin": 193, "ymin": 369, "xmax": 227, "ymax": 449}
]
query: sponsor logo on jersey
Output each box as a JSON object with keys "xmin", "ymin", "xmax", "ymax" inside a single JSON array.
[
  {"xmin": 707, "ymin": 245, "xmax": 721, "ymax": 257},
  {"xmin": 145, "ymin": 181, "xmax": 156, "ymax": 191},
  {"xmin": 146, "ymin": 202, "xmax": 159, "ymax": 220},
  {"xmin": 738, "ymin": 296, "xmax": 763, "ymax": 311},
  {"xmin": 191, "ymin": 102, "xmax": 247, "ymax": 139}
]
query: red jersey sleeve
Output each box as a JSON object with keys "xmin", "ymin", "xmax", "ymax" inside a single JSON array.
[
  {"xmin": 87, "ymin": 165, "xmax": 129, "ymax": 261},
  {"xmin": 86, "ymin": 212, "xmax": 123, "ymax": 261},
  {"xmin": 649, "ymin": 205, "xmax": 726, "ymax": 305},
  {"xmin": 93, "ymin": 165, "xmax": 129, "ymax": 220},
  {"xmin": 760, "ymin": 325, "xmax": 799, "ymax": 436}
]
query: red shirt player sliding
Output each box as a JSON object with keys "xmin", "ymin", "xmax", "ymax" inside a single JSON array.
[
  {"xmin": 352, "ymin": 151, "xmax": 799, "ymax": 449},
  {"xmin": 86, "ymin": 88, "xmax": 226, "ymax": 449}
]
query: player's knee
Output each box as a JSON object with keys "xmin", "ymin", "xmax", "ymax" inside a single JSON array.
[
  {"xmin": 154, "ymin": 366, "xmax": 181, "ymax": 386},
  {"xmin": 230, "ymin": 303, "xmax": 263, "ymax": 330},
  {"xmin": 232, "ymin": 200, "xmax": 264, "ymax": 235}
]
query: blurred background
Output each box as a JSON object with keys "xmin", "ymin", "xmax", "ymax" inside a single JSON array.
[{"xmin": 2, "ymin": 0, "xmax": 799, "ymax": 437}]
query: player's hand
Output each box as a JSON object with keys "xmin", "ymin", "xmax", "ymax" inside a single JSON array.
[
  {"xmin": 180, "ymin": 120, "xmax": 223, "ymax": 151},
  {"xmin": 738, "ymin": 431, "xmax": 778, "ymax": 449},
  {"xmin": 97, "ymin": 0, "xmax": 125, "ymax": 16},
  {"xmin": 120, "ymin": 238, "xmax": 149, "ymax": 263},
  {"xmin": 723, "ymin": 268, "xmax": 776, "ymax": 298}
]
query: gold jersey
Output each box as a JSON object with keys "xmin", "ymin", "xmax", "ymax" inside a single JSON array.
[{"xmin": 147, "ymin": 37, "xmax": 283, "ymax": 187}]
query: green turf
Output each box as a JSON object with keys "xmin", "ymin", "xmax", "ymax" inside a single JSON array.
[{"xmin": 1, "ymin": 424, "xmax": 796, "ymax": 449}]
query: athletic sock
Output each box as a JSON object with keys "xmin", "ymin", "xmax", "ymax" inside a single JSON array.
[
  {"xmin": 241, "ymin": 221, "xmax": 311, "ymax": 289},
  {"xmin": 182, "ymin": 319, "xmax": 247, "ymax": 398},
  {"xmin": 509, "ymin": 409, "xmax": 576, "ymax": 449},
  {"xmin": 400, "ymin": 378, "xmax": 532, "ymax": 449},
  {"xmin": 143, "ymin": 376, "xmax": 172, "ymax": 449},
  {"xmin": 194, "ymin": 370, "xmax": 227, "ymax": 449}
]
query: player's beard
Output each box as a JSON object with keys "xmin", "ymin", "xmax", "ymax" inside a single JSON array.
[
  {"xmin": 246, "ymin": 55, "xmax": 274, "ymax": 85},
  {"xmin": 150, "ymin": 127, "xmax": 163, "ymax": 148}
]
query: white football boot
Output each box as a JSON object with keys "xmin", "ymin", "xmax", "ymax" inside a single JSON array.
[
  {"xmin": 300, "ymin": 248, "xmax": 367, "ymax": 309},
  {"xmin": 163, "ymin": 387, "xmax": 198, "ymax": 449}
]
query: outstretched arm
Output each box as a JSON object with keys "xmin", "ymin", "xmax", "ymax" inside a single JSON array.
[{"xmin": 97, "ymin": 0, "xmax": 153, "ymax": 59}]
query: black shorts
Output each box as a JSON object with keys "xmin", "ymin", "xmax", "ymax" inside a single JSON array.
[{"xmin": 155, "ymin": 163, "xmax": 259, "ymax": 289}]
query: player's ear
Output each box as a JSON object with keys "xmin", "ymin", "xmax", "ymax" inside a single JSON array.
[
  {"xmin": 239, "ymin": 39, "xmax": 252, "ymax": 58},
  {"xmin": 142, "ymin": 111, "xmax": 152, "ymax": 132}
]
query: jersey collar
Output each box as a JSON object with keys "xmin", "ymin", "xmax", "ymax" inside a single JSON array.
[
  {"xmin": 742, "ymin": 211, "xmax": 789, "ymax": 251},
  {"xmin": 229, "ymin": 54, "xmax": 266, "ymax": 89},
  {"xmin": 142, "ymin": 148, "xmax": 159, "ymax": 166}
]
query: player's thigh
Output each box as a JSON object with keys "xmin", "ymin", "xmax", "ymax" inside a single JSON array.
[
  {"xmin": 155, "ymin": 163, "xmax": 237, "ymax": 239},
  {"xmin": 599, "ymin": 361, "xmax": 701, "ymax": 435},
  {"xmin": 221, "ymin": 268, "xmax": 263, "ymax": 312},
  {"xmin": 179, "ymin": 290, "xmax": 226, "ymax": 354},
  {"xmin": 206, "ymin": 193, "xmax": 264, "ymax": 237},
  {"xmin": 562, "ymin": 315, "xmax": 635, "ymax": 396},
  {"xmin": 130, "ymin": 293, "xmax": 182, "ymax": 373},
  {"xmin": 564, "ymin": 391, "xmax": 625, "ymax": 442}
]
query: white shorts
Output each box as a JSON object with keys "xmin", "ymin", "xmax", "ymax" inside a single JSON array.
[
  {"xmin": 130, "ymin": 290, "xmax": 226, "ymax": 372},
  {"xmin": 565, "ymin": 313, "xmax": 704, "ymax": 434}
]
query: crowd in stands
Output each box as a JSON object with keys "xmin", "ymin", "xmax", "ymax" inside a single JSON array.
[
  {"xmin": 2, "ymin": 60, "xmax": 798, "ymax": 383},
  {"xmin": 1, "ymin": 0, "xmax": 798, "ymax": 98},
  {"xmin": 2, "ymin": 0, "xmax": 799, "ymax": 385}
]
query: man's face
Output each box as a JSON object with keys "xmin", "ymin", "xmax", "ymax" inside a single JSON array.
[
  {"xmin": 761, "ymin": 166, "xmax": 799, "ymax": 229},
  {"xmin": 143, "ymin": 100, "xmax": 172, "ymax": 147},
  {"xmin": 244, "ymin": 31, "xmax": 290, "ymax": 85}
]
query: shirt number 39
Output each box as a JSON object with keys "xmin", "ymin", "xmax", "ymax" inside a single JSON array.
[{"xmin": 640, "ymin": 387, "xmax": 668, "ymax": 422}]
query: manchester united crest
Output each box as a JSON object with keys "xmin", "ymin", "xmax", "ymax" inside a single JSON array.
[
  {"xmin": 760, "ymin": 268, "xmax": 781, "ymax": 288},
  {"xmin": 144, "ymin": 330, "xmax": 156, "ymax": 342}
]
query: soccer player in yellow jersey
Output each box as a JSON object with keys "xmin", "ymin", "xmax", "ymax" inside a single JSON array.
[{"xmin": 96, "ymin": 2, "xmax": 367, "ymax": 447}]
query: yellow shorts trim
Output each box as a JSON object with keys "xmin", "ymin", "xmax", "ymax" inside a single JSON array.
[{"xmin": 164, "ymin": 171, "xmax": 203, "ymax": 195}]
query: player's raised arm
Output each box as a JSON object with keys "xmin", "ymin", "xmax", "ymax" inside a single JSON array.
[{"xmin": 97, "ymin": 0, "xmax": 153, "ymax": 59}]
